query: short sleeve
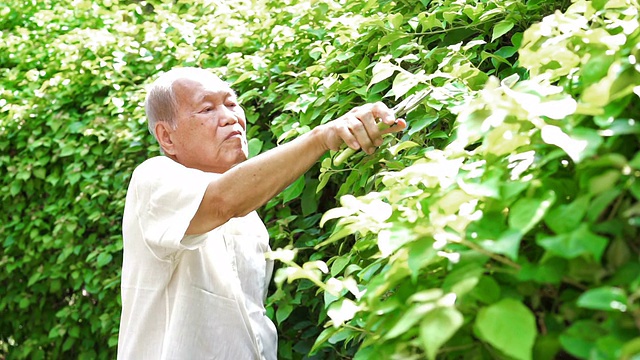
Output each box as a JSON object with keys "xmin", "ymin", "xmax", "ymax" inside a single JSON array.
[{"xmin": 128, "ymin": 157, "xmax": 220, "ymax": 255}]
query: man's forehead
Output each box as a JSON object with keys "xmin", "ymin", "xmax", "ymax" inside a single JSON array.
[{"xmin": 173, "ymin": 76, "xmax": 236, "ymax": 99}]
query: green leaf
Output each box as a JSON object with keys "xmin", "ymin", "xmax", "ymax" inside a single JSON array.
[
  {"xmin": 408, "ymin": 239, "xmax": 438, "ymax": 281},
  {"xmin": 282, "ymin": 176, "xmax": 305, "ymax": 203},
  {"xmin": 301, "ymin": 178, "xmax": 319, "ymax": 216},
  {"xmin": 420, "ymin": 307, "xmax": 464, "ymax": 360},
  {"xmin": 377, "ymin": 225, "xmax": 416, "ymax": 257},
  {"xmin": 69, "ymin": 325, "xmax": 80, "ymax": 338},
  {"xmin": 620, "ymin": 337, "xmax": 640, "ymax": 359},
  {"xmin": 96, "ymin": 252, "xmax": 113, "ymax": 268},
  {"xmin": 474, "ymin": 299, "xmax": 537, "ymax": 360},
  {"xmin": 330, "ymin": 255, "xmax": 351, "ymax": 276},
  {"xmin": 508, "ymin": 191, "xmax": 555, "ymax": 234},
  {"xmin": 577, "ymin": 286, "xmax": 628, "ymax": 312},
  {"xmin": 310, "ymin": 327, "xmax": 339, "ymax": 354},
  {"xmin": 592, "ymin": 0, "xmax": 607, "ymax": 10},
  {"xmin": 587, "ymin": 188, "xmax": 622, "ymax": 222},
  {"xmin": 478, "ymin": 228, "xmax": 522, "ymax": 260},
  {"xmin": 544, "ymin": 196, "xmax": 590, "ymax": 234},
  {"xmin": 388, "ymin": 140, "xmax": 420, "ymax": 156},
  {"xmin": 407, "ymin": 114, "xmax": 438, "ymax": 136},
  {"xmin": 388, "ymin": 13, "xmax": 403, "ymax": 29},
  {"xmin": 442, "ymin": 264, "xmax": 483, "ymax": 296},
  {"xmin": 492, "ymin": 20, "xmax": 514, "ymax": 42},
  {"xmin": 276, "ymin": 302, "xmax": 293, "ymax": 324},
  {"xmin": 518, "ymin": 258, "xmax": 566, "ymax": 284},
  {"xmin": 559, "ymin": 320, "xmax": 606, "ymax": 359},
  {"xmin": 537, "ymin": 224, "xmax": 609, "ymax": 262},
  {"xmin": 27, "ymin": 272, "xmax": 41, "ymax": 286},
  {"xmin": 384, "ymin": 303, "xmax": 432, "ymax": 340},
  {"xmin": 470, "ymin": 276, "xmax": 501, "ymax": 304},
  {"xmin": 247, "ymin": 138, "xmax": 263, "ymax": 158},
  {"xmin": 59, "ymin": 144, "xmax": 76, "ymax": 157},
  {"xmin": 588, "ymin": 170, "xmax": 620, "ymax": 195}
]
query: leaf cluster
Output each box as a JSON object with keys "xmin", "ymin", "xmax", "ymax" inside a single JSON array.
[{"xmin": 1, "ymin": 0, "xmax": 639, "ymax": 359}]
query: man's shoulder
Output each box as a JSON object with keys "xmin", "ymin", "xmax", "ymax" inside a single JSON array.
[
  {"xmin": 132, "ymin": 156, "xmax": 180, "ymax": 179},
  {"xmin": 136, "ymin": 156, "xmax": 177, "ymax": 171}
]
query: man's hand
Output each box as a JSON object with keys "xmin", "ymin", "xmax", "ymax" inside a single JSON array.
[{"xmin": 320, "ymin": 102, "xmax": 407, "ymax": 154}]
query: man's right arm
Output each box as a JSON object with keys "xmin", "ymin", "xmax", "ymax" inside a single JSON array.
[{"xmin": 185, "ymin": 103, "xmax": 406, "ymax": 235}]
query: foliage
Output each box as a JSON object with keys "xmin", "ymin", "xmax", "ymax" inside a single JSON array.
[
  {"xmin": 269, "ymin": 0, "xmax": 640, "ymax": 359},
  {"xmin": 1, "ymin": 0, "xmax": 638, "ymax": 359}
]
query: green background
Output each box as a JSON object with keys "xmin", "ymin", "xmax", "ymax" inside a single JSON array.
[{"xmin": 1, "ymin": 0, "xmax": 639, "ymax": 359}]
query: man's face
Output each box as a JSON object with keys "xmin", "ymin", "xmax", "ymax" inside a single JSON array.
[{"xmin": 164, "ymin": 74, "xmax": 248, "ymax": 173}]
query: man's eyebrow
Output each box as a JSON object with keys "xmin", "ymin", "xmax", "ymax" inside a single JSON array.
[{"xmin": 199, "ymin": 89, "xmax": 238, "ymax": 102}]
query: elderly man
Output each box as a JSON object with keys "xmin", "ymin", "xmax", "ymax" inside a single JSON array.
[{"xmin": 117, "ymin": 67, "xmax": 405, "ymax": 359}]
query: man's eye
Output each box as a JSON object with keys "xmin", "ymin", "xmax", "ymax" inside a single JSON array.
[{"xmin": 201, "ymin": 107, "xmax": 213, "ymax": 113}]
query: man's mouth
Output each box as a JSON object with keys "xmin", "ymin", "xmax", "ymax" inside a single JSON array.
[{"xmin": 226, "ymin": 130, "xmax": 243, "ymax": 140}]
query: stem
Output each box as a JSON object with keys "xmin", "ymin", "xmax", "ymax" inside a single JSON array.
[
  {"xmin": 457, "ymin": 238, "xmax": 522, "ymax": 270},
  {"xmin": 439, "ymin": 343, "xmax": 476, "ymax": 354},
  {"xmin": 333, "ymin": 122, "xmax": 390, "ymax": 166}
]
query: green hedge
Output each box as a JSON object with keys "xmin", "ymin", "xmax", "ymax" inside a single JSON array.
[{"xmin": 1, "ymin": 0, "xmax": 638, "ymax": 359}]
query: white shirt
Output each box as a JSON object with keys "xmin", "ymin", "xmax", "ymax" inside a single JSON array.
[{"xmin": 118, "ymin": 156, "xmax": 277, "ymax": 359}]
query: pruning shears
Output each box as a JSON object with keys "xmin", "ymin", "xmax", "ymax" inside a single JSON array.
[{"xmin": 332, "ymin": 89, "xmax": 430, "ymax": 166}]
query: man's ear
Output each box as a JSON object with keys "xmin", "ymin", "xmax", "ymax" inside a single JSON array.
[{"xmin": 155, "ymin": 122, "xmax": 177, "ymax": 156}]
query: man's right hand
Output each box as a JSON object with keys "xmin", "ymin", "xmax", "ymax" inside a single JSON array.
[{"xmin": 319, "ymin": 102, "xmax": 407, "ymax": 155}]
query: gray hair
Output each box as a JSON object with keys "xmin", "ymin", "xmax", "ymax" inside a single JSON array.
[{"xmin": 145, "ymin": 67, "xmax": 224, "ymax": 140}]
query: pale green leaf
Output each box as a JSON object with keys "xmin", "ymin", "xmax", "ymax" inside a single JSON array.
[
  {"xmin": 320, "ymin": 207, "xmax": 355, "ymax": 227},
  {"xmin": 508, "ymin": 191, "xmax": 555, "ymax": 234},
  {"xmin": 479, "ymin": 229, "xmax": 522, "ymax": 260},
  {"xmin": 388, "ymin": 13, "xmax": 403, "ymax": 29},
  {"xmin": 247, "ymin": 138, "xmax": 263, "ymax": 158},
  {"xmin": 369, "ymin": 61, "xmax": 397, "ymax": 87},
  {"xmin": 391, "ymin": 71, "xmax": 420, "ymax": 99},
  {"xmin": 541, "ymin": 126, "xmax": 602, "ymax": 163},
  {"xmin": 491, "ymin": 20, "xmax": 515, "ymax": 42},
  {"xmin": 327, "ymin": 299, "xmax": 360, "ymax": 327},
  {"xmin": 420, "ymin": 307, "xmax": 464, "ymax": 360},
  {"xmin": 384, "ymin": 303, "xmax": 433, "ymax": 340}
]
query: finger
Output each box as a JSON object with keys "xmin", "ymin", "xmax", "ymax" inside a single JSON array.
[
  {"xmin": 380, "ymin": 118, "xmax": 407, "ymax": 135},
  {"xmin": 336, "ymin": 116, "xmax": 361, "ymax": 150},
  {"xmin": 357, "ymin": 110, "xmax": 384, "ymax": 148},
  {"xmin": 348, "ymin": 116, "xmax": 376, "ymax": 154},
  {"xmin": 370, "ymin": 101, "xmax": 397, "ymax": 126}
]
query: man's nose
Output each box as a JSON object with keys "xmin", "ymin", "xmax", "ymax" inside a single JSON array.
[{"xmin": 218, "ymin": 105, "xmax": 240, "ymax": 126}]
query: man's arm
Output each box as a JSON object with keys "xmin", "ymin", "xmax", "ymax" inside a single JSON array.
[{"xmin": 185, "ymin": 102, "xmax": 406, "ymax": 235}]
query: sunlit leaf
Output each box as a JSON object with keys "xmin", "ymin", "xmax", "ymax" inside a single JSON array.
[
  {"xmin": 420, "ymin": 307, "xmax": 464, "ymax": 360},
  {"xmin": 577, "ymin": 287, "xmax": 628, "ymax": 312},
  {"xmin": 541, "ymin": 125, "xmax": 602, "ymax": 163},
  {"xmin": 492, "ymin": 20, "xmax": 514, "ymax": 42},
  {"xmin": 327, "ymin": 299, "xmax": 361, "ymax": 327},
  {"xmin": 508, "ymin": 191, "xmax": 555, "ymax": 234}
]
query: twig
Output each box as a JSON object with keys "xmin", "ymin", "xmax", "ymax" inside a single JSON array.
[{"xmin": 457, "ymin": 238, "xmax": 522, "ymax": 270}]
